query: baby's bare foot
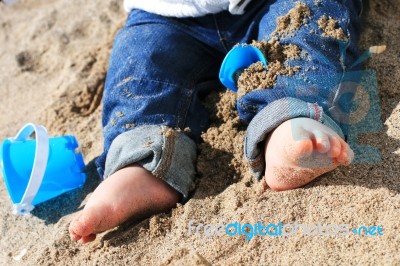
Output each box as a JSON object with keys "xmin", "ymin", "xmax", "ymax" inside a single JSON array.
[
  {"xmin": 69, "ymin": 164, "xmax": 180, "ymax": 243},
  {"xmin": 264, "ymin": 117, "xmax": 354, "ymax": 191}
]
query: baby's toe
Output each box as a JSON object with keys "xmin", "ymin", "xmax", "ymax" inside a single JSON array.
[
  {"xmin": 313, "ymin": 130, "xmax": 330, "ymax": 153},
  {"xmin": 69, "ymin": 208, "xmax": 100, "ymax": 241},
  {"xmin": 69, "ymin": 229, "xmax": 82, "ymax": 241},
  {"xmin": 79, "ymin": 234, "xmax": 96, "ymax": 244},
  {"xmin": 338, "ymin": 141, "xmax": 354, "ymax": 165},
  {"xmin": 328, "ymin": 136, "xmax": 342, "ymax": 158}
]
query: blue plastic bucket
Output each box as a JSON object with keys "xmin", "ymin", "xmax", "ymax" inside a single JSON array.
[{"xmin": 0, "ymin": 124, "xmax": 86, "ymax": 215}]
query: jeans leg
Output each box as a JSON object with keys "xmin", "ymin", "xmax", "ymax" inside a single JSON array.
[
  {"xmin": 237, "ymin": 0, "xmax": 363, "ymax": 178},
  {"xmin": 95, "ymin": 10, "xmax": 223, "ymax": 198}
]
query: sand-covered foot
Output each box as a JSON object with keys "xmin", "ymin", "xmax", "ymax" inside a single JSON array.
[
  {"xmin": 264, "ymin": 117, "xmax": 354, "ymax": 191},
  {"xmin": 69, "ymin": 164, "xmax": 180, "ymax": 243}
]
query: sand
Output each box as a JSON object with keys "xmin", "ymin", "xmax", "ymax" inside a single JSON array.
[
  {"xmin": 0, "ymin": 0, "xmax": 399, "ymax": 265},
  {"xmin": 237, "ymin": 39, "xmax": 301, "ymax": 97}
]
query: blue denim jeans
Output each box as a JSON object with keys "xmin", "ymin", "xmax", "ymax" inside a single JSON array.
[{"xmin": 95, "ymin": 0, "xmax": 363, "ymax": 199}]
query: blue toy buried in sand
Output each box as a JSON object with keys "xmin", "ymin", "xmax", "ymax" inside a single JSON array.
[
  {"xmin": 219, "ymin": 45, "xmax": 268, "ymax": 92},
  {"xmin": 0, "ymin": 123, "xmax": 86, "ymax": 215}
]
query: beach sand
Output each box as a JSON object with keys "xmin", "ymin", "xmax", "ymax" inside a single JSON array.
[{"xmin": 0, "ymin": 0, "xmax": 399, "ymax": 265}]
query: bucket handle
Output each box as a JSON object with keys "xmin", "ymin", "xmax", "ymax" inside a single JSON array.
[{"xmin": 10, "ymin": 123, "xmax": 49, "ymax": 215}]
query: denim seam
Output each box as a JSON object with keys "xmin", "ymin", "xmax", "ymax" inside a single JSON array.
[
  {"xmin": 329, "ymin": 6, "xmax": 352, "ymax": 121},
  {"xmin": 356, "ymin": 0, "xmax": 363, "ymax": 16},
  {"xmin": 153, "ymin": 127, "xmax": 175, "ymax": 178},
  {"xmin": 176, "ymin": 85, "xmax": 192, "ymax": 129},
  {"xmin": 213, "ymin": 14, "xmax": 229, "ymax": 53}
]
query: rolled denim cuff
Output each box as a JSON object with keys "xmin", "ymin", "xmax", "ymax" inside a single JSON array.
[
  {"xmin": 245, "ymin": 97, "xmax": 343, "ymax": 179},
  {"xmin": 104, "ymin": 125, "xmax": 197, "ymax": 199}
]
